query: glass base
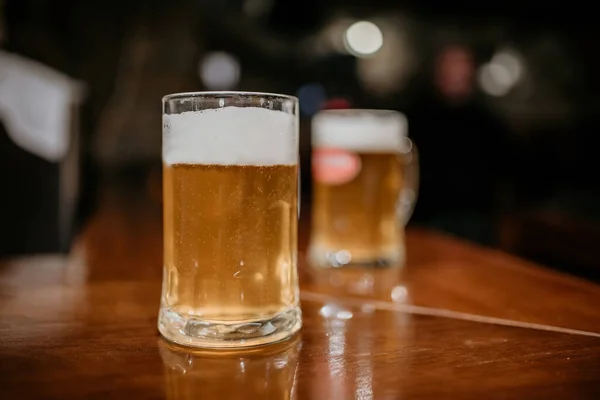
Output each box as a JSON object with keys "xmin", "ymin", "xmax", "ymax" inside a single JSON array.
[
  {"xmin": 158, "ymin": 306, "xmax": 302, "ymax": 348},
  {"xmin": 307, "ymin": 245, "xmax": 405, "ymax": 269}
]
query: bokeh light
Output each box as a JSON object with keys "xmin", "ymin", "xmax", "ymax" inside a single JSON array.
[
  {"xmin": 478, "ymin": 48, "xmax": 524, "ymax": 97},
  {"xmin": 355, "ymin": 17, "xmax": 414, "ymax": 96},
  {"xmin": 344, "ymin": 21, "xmax": 384, "ymax": 57},
  {"xmin": 198, "ymin": 51, "xmax": 241, "ymax": 90},
  {"xmin": 296, "ymin": 83, "xmax": 327, "ymax": 116},
  {"xmin": 322, "ymin": 97, "xmax": 351, "ymax": 110}
]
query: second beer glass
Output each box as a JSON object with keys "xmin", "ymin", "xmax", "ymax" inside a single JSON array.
[{"xmin": 308, "ymin": 109, "xmax": 418, "ymax": 269}]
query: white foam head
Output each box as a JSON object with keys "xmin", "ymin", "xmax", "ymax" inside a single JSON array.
[
  {"xmin": 312, "ymin": 109, "xmax": 407, "ymax": 152},
  {"xmin": 163, "ymin": 106, "xmax": 297, "ymax": 165}
]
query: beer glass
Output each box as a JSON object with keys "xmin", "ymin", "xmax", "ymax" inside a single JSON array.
[
  {"xmin": 308, "ymin": 109, "xmax": 418, "ymax": 269},
  {"xmin": 159, "ymin": 92, "xmax": 301, "ymax": 348}
]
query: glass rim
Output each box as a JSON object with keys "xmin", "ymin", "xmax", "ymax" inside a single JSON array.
[
  {"xmin": 315, "ymin": 108, "xmax": 403, "ymax": 117},
  {"xmin": 162, "ymin": 91, "xmax": 298, "ymax": 103}
]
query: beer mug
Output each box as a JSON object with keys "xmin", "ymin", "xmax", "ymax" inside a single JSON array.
[
  {"xmin": 159, "ymin": 92, "xmax": 301, "ymax": 348},
  {"xmin": 308, "ymin": 109, "xmax": 418, "ymax": 268}
]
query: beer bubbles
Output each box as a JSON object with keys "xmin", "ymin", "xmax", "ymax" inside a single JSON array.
[
  {"xmin": 199, "ymin": 51, "xmax": 241, "ymax": 90},
  {"xmin": 344, "ymin": 21, "xmax": 384, "ymax": 57}
]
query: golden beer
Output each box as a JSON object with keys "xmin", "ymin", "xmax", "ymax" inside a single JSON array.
[
  {"xmin": 311, "ymin": 153, "xmax": 404, "ymax": 265},
  {"xmin": 163, "ymin": 163, "xmax": 298, "ymax": 319},
  {"xmin": 308, "ymin": 110, "xmax": 416, "ymax": 268},
  {"xmin": 159, "ymin": 93, "xmax": 301, "ymax": 348}
]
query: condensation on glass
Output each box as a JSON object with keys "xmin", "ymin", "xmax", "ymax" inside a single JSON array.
[
  {"xmin": 159, "ymin": 92, "xmax": 301, "ymax": 348},
  {"xmin": 308, "ymin": 109, "xmax": 418, "ymax": 269}
]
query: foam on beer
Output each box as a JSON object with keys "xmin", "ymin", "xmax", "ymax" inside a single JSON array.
[
  {"xmin": 163, "ymin": 107, "xmax": 297, "ymax": 165},
  {"xmin": 312, "ymin": 110, "xmax": 408, "ymax": 152}
]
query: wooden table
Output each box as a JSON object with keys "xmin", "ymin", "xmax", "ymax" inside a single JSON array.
[{"xmin": 2, "ymin": 186, "xmax": 600, "ymax": 399}]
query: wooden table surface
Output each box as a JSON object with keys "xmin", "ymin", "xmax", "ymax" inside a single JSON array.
[{"xmin": 2, "ymin": 186, "xmax": 600, "ymax": 399}]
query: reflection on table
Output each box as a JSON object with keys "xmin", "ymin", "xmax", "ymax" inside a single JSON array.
[{"xmin": 160, "ymin": 336, "xmax": 301, "ymax": 399}]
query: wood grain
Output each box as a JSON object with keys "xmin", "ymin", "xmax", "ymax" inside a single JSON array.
[{"xmin": 1, "ymin": 185, "xmax": 600, "ymax": 398}]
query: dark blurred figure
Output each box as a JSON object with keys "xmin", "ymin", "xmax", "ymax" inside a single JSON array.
[{"xmin": 406, "ymin": 45, "xmax": 513, "ymax": 246}]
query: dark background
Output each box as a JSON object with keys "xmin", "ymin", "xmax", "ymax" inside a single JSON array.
[{"xmin": 2, "ymin": 0, "xmax": 600, "ymax": 279}]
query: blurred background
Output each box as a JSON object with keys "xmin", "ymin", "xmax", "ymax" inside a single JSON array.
[{"xmin": 1, "ymin": 0, "xmax": 599, "ymax": 279}]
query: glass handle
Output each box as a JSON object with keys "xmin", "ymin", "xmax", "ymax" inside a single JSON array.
[{"xmin": 398, "ymin": 138, "xmax": 419, "ymax": 226}]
